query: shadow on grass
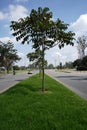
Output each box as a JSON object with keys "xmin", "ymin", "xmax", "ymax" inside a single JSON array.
[{"xmin": 2, "ymin": 74, "xmax": 50, "ymax": 95}]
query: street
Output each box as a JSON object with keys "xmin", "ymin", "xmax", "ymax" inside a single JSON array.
[
  {"xmin": 46, "ymin": 69, "xmax": 87, "ymax": 100},
  {"xmin": 1, "ymin": 69, "xmax": 87, "ymax": 100},
  {"xmin": 0, "ymin": 70, "xmax": 38, "ymax": 93}
]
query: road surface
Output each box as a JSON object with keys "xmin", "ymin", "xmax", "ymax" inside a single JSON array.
[
  {"xmin": 46, "ymin": 70, "xmax": 87, "ymax": 100},
  {"xmin": 0, "ymin": 70, "xmax": 38, "ymax": 93}
]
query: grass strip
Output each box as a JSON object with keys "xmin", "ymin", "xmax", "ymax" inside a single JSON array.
[{"xmin": 0, "ymin": 74, "xmax": 87, "ymax": 130}]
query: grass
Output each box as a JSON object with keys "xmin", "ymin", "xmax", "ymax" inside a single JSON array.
[{"xmin": 0, "ymin": 74, "xmax": 87, "ymax": 130}]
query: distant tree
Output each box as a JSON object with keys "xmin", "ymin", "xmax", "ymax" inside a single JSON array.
[
  {"xmin": 10, "ymin": 7, "xmax": 75, "ymax": 92},
  {"xmin": 73, "ymin": 59, "xmax": 82, "ymax": 68},
  {"xmin": 64, "ymin": 62, "xmax": 73, "ymax": 69},
  {"xmin": 20, "ymin": 66, "xmax": 26, "ymax": 70},
  {"xmin": 56, "ymin": 62, "xmax": 63, "ymax": 69},
  {"xmin": 28, "ymin": 63, "xmax": 36, "ymax": 70},
  {"xmin": 77, "ymin": 35, "xmax": 87, "ymax": 59},
  {"xmin": 27, "ymin": 51, "xmax": 39, "ymax": 71},
  {"xmin": 73, "ymin": 56, "xmax": 87, "ymax": 70},
  {"xmin": 13, "ymin": 65, "xmax": 20, "ymax": 70},
  {"xmin": 0, "ymin": 41, "xmax": 20, "ymax": 73},
  {"xmin": 59, "ymin": 62, "xmax": 62, "ymax": 69},
  {"xmin": 82, "ymin": 56, "xmax": 87, "ymax": 66},
  {"xmin": 27, "ymin": 50, "xmax": 47, "ymax": 75},
  {"xmin": 47, "ymin": 64, "xmax": 54, "ymax": 69}
]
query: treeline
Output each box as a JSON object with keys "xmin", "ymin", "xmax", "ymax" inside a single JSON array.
[
  {"xmin": 47, "ymin": 55, "xmax": 87, "ymax": 71},
  {"xmin": 73, "ymin": 56, "xmax": 87, "ymax": 70}
]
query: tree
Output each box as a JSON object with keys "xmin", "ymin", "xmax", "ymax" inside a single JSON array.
[
  {"xmin": 82, "ymin": 56, "xmax": 87, "ymax": 66},
  {"xmin": 10, "ymin": 7, "xmax": 75, "ymax": 92},
  {"xmin": 73, "ymin": 59, "xmax": 82, "ymax": 68},
  {"xmin": 64, "ymin": 62, "xmax": 73, "ymax": 69},
  {"xmin": 27, "ymin": 50, "xmax": 48, "ymax": 75},
  {"xmin": 59, "ymin": 62, "xmax": 62, "ymax": 69},
  {"xmin": 13, "ymin": 65, "xmax": 20, "ymax": 70},
  {"xmin": 47, "ymin": 64, "xmax": 54, "ymax": 69},
  {"xmin": 73, "ymin": 56, "xmax": 87, "ymax": 70},
  {"xmin": 0, "ymin": 41, "xmax": 20, "ymax": 73},
  {"xmin": 77, "ymin": 35, "xmax": 87, "ymax": 59},
  {"xmin": 27, "ymin": 50, "xmax": 41, "ymax": 74},
  {"xmin": 27, "ymin": 50, "xmax": 42, "ymax": 64}
]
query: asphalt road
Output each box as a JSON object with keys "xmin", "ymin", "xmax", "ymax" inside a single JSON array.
[
  {"xmin": 0, "ymin": 70, "xmax": 38, "ymax": 93},
  {"xmin": 46, "ymin": 70, "xmax": 87, "ymax": 100}
]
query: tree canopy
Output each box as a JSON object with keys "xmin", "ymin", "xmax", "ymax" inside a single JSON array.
[
  {"xmin": 73, "ymin": 55, "xmax": 87, "ymax": 70},
  {"xmin": 0, "ymin": 41, "xmax": 21, "ymax": 73},
  {"xmin": 10, "ymin": 7, "xmax": 75, "ymax": 91},
  {"xmin": 10, "ymin": 7, "xmax": 75, "ymax": 49}
]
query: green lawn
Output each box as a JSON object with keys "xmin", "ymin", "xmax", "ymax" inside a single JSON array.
[{"xmin": 0, "ymin": 74, "xmax": 87, "ymax": 130}]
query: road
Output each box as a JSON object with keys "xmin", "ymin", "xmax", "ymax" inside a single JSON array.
[
  {"xmin": 0, "ymin": 70, "xmax": 38, "ymax": 93},
  {"xmin": 46, "ymin": 70, "xmax": 87, "ymax": 100}
]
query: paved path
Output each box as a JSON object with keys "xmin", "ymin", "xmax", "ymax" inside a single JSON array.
[
  {"xmin": 46, "ymin": 70, "xmax": 87, "ymax": 100},
  {"xmin": 0, "ymin": 70, "xmax": 38, "ymax": 93}
]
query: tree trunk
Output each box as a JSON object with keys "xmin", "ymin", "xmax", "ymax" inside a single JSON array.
[
  {"xmin": 6, "ymin": 68, "xmax": 9, "ymax": 74},
  {"xmin": 42, "ymin": 42, "xmax": 45, "ymax": 92},
  {"xmin": 39, "ymin": 67, "xmax": 42, "ymax": 77}
]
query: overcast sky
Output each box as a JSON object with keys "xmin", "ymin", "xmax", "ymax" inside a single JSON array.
[{"xmin": 0, "ymin": 0, "xmax": 87, "ymax": 66}]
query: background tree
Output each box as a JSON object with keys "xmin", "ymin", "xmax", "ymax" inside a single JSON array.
[
  {"xmin": 10, "ymin": 7, "xmax": 75, "ymax": 92},
  {"xmin": 63, "ymin": 62, "xmax": 73, "ymax": 69},
  {"xmin": 47, "ymin": 64, "xmax": 54, "ymax": 69},
  {"xmin": 73, "ymin": 56, "xmax": 87, "ymax": 70},
  {"xmin": 13, "ymin": 65, "xmax": 20, "ymax": 70},
  {"xmin": 77, "ymin": 35, "xmax": 87, "ymax": 59},
  {"xmin": 0, "ymin": 41, "xmax": 21, "ymax": 73},
  {"xmin": 82, "ymin": 56, "xmax": 87, "ymax": 67},
  {"xmin": 27, "ymin": 50, "xmax": 47, "ymax": 75},
  {"xmin": 73, "ymin": 59, "xmax": 82, "ymax": 68}
]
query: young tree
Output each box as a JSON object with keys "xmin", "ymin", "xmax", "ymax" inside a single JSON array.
[
  {"xmin": 77, "ymin": 35, "xmax": 87, "ymax": 59},
  {"xmin": 0, "ymin": 41, "xmax": 20, "ymax": 73},
  {"xmin": 10, "ymin": 7, "xmax": 75, "ymax": 92},
  {"xmin": 27, "ymin": 50, "xmax": 47, "ymax": 75}
]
